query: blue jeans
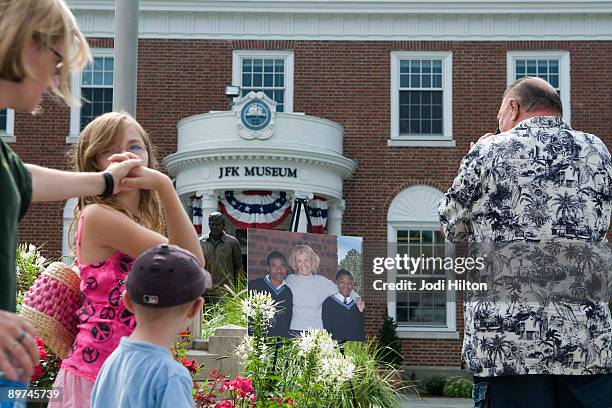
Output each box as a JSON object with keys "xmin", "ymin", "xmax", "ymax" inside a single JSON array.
[
  {"xmin": 0, "ymin": 373, "xmax": 27, "ymax": 408},
  {"xmin": 472, "ymin": 374, "xmax": 612, "ymax": 408}
]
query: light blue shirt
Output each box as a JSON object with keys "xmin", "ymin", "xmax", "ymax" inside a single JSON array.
[{"xmin": 91, "ymin": 337, "xmax": 194, "ymax": 408}]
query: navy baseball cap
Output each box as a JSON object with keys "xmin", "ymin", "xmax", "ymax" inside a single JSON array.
[{"xmin": 126, "ymin": 244, "xmax": 212, "ymax": 308}]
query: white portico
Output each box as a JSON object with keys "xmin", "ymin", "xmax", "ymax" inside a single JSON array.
[{"xmin": 163, "ymin": 92, "xmax": 356, "ymax": 236}]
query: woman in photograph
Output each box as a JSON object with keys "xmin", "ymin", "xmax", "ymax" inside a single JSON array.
[{"xmin": 285, "ymin": 244, "xmax": 364, "ymax": 332}]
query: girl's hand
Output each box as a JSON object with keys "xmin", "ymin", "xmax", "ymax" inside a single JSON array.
[
  {"xmin": 120, "ymin": 165, "xmax": 171, "ymax": 192},
  {"xmin": 104, "ymin": 152, "xmax": 144, "ymax": 194}
]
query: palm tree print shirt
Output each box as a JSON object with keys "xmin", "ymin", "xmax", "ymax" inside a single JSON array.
[{"xmin": 439, "ymin": 116, "xmax": 612, "ymax": 376}]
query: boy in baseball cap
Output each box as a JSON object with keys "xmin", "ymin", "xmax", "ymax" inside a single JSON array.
[{"xmin": 91, "ymin": 244, "xmax": 212, "ymax": 408}]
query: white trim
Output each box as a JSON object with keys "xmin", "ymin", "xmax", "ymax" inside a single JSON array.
[
  {"xmin": 62, "ymin": 198, "xmax": 78, "ymax": 264},
  {"xmin": 67, "ymin": 1, "xmax": 612, "ymax": 15},
  {"xmin": 68, "ymin": 6, "xmax": 612, "ymax": 41},
  {"xmin": 67, "ymin": 48, "xmax": 114, "ymax": 143},
  {"xmin": 387, "ymin": 139, "xmax": 456, "ymax": 148},
  {"xmin": 390, "ymin": 51, "xmax": 452, "ymax": 142},
  {"xmin": 0, "ymin": 109, "xmax": 15, "ymax": 143},
  {"xmin": 232, "ymin": 50, "xmax": 294, "ymax": 113},
  {"xmin": 506, "ymin": 51, "xmax": 571, "ymax": 125}
]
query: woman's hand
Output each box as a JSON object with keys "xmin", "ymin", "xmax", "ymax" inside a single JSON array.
[
  {"xmin": 0, "ymin": 311, "xmax": 39, "ymax": 382},
  {"xmin": 356, "ymin": 298, "xmax": 365, "ymax": 312}
]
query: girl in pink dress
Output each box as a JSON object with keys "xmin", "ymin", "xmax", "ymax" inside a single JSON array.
[{"xmin": 49, "ymin": 112, "xmax": 205, "ymax": 407}]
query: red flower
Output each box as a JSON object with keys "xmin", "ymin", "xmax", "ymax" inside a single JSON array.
[
  {"xmin": 215, "ymin": 400, "xmax": 235, "ymax": 408},
  {"xmin": 209, "ymin": 369, "xmax": 225, "ymax": 380},
  {"xmin": 31, "ymin": 364, "xmax": 43, "ymax": 382},
  {"xmin": 233, "ymin": 377, "xmax": 254, "ymax": 394},
  {"xmin": 179, "ymin": 330, "xmax": 190, "ymax": 336},
  {"xmin": 181, "ymin": 358, "xmax": 199, "ymax": 374}
]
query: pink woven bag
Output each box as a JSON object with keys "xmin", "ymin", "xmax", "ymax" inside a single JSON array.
[{"xmin": 21, "ymin": 262, "xmax": 82, "ymax": 359}]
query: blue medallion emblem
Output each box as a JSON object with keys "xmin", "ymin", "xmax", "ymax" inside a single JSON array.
[{"xmin": 240, "ymin": 100, "xmax": 272, "ymax": 131}]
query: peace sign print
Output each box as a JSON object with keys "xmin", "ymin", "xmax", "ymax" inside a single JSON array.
[
  {"xmin": 82, "ymin": 346, "xmax": 99, "ymax": 364},
  {"xmin": 118, "ymin": 256, "xmax": 134, "ymax": 273},
  {"xmin": 85, "ymin": 276, "xmax": 98, "ymax": 290},
  {"xmin": 119, "ymin": 307, "xmax": 137, "ymax": 330},
  {"xmin": 108, "ymin": 287, "xmax": 123, "ymax": 307},
  {"xmin": 99, "ymin": 307, "xmax": 116, "ymax": 320},
  {"xmin": 91, "ymin": 322, "xmax": 114, "ymax": 343},
  {"xmin": 77, "ymin": 300, "xmax": 96, "ymax": 323}
]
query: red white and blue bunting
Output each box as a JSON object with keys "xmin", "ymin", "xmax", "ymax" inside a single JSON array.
[
  {"xmin": 219, "ymin": 191, "xmax": 292, "ymax": 229},
  {"xmin": 306, "ymin": 195, "xmax": 328, "ymax": 234},
  {"xmin": 191, "ymin": 195, "xmax": 203, "ymax": 234}
]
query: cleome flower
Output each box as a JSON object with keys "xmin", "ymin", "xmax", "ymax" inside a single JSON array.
[
  {"xmin": 318, "ymin": 355, "xmax": 356, "ymax": 385},
  {"xmin": 297, "ymin": 328, "xmax": 337, "ymax": 359},
  {"xmin": 241, "ymin": 291, "xmax": 276, "ymax": 323}
]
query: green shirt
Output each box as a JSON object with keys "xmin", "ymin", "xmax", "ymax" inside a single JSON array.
[{"xmin": 0, "ymin": 140, "xmax": 32, "ymax": 312}]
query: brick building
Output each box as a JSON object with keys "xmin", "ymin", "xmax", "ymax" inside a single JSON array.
[{"xmin": 3, "ymin": 0, "xmax": 612, "ymax": 374}]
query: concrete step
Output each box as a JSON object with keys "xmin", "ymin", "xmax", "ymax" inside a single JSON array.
[
  {"xmin": 208, "ymin": 335, "xmax": 244, "ymax": 355},
  {"xmin": 193, "ymin": 339, "xmax": 209, "ymax": 351},
  {"xmin": 187, "ymin": 349, "xmax": 221, "ymax": 378},
  {"xmin": 213, "ymin": 324, "xmax": 247, "ymax": 337}
]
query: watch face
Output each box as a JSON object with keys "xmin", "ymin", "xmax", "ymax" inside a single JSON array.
[{"xmin": 241, "ymin": 100, "xmax": 272, "ymax": 131}]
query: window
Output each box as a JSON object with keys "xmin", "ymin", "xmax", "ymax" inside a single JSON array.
[
  {"xmin": 507, "ymin": 51, "xmax": 570, "ymax": 124},
  {"xmin": 0, "ymin": 108, "xmax": 15, "ymax": 142},
  {"xmin": 232, "ymin": 51, "xmax": 294, "ymax": 113},
  {"xmin": 387, "ymin": 185, "xmax": 458, "ymax": 339},
  {"xmin": 395, "ymin": 228, "xmax": 448, "ymax": 326},
  {"xmin": 68, "ymin": 49, "xmax": 114, "ymax": 142},
  {"xmin": 390, "ymin": 52, "xmax": 453, "ymax": 147}
]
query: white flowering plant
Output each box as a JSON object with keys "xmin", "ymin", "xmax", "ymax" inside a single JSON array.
[{"xmin": 235, "ymin": 291, "xmax": 402, "ymax": 408}]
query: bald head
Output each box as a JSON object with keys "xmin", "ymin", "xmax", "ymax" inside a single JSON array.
[{"xmin": 503, "ymin": 77, "xmax": 562, "ymax": 116}]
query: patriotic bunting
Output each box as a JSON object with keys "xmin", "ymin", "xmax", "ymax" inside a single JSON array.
[
  {"xmin": 191, "ymin": 195, "xmax": 203, "ymax": 234},
  {"xmin": 306, "ymin": 195, "xmax": 328, "ymax": 234},
  {"xmin": 219, "ymin": 191, "xmax": 292, "ymax": 229}
]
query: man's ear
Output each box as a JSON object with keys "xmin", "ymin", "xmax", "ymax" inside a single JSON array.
[
  {"xmin": 508, "ymin": 98, "xmax": 520, "ymax": 121},
  {"xmin": 187, "ymin": 297, "xmax": 204, "ymax": 319}
]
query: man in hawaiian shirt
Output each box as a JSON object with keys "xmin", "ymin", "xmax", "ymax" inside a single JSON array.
[{"xmin": 439, "ymin": 77, "xmax": 612, "ymax": 407}]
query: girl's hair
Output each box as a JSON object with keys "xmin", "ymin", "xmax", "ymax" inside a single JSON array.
[
  {"xmin": 287, "ymin": 245, "xmax": 320, "ymax": 274},
  {"xmin": 0, "ymin": 0, "xmax": 91, "ymax": 105},
  {"xmin": 71, "ymin": 112, "xmax": 164, "ymax": 247}
]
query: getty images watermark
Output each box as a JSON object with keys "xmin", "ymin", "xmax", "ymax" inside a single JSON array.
[{"xmin": 371, "ymin": 254, "xmax": 488, "ymax": 291}]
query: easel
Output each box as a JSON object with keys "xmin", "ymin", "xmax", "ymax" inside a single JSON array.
[{"xmin": 289, "ymin": 197, "xmax": 313, "ymax": 233}]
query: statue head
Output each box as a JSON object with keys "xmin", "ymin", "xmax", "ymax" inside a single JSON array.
[{"xmin": 208, "ymin": 212, "xmax": 225, "ymax": 239}]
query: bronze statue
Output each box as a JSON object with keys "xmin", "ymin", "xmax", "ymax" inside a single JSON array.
[{"xmin": 199, "ymin": 212, "xmax": 244, "ymax": 298}]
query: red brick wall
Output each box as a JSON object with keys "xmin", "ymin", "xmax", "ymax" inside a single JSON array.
[{"xmin": 14, "ymin": 39, "xmax": 612, "ymax": 368}]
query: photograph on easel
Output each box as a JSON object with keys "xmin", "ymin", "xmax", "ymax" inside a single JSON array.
[{"xmin": 247, "ymin": 229, "xmax": 365, "ymax": 342}]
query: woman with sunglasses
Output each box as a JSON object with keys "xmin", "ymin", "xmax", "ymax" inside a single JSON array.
[{"xmin": 0, "ymin": 0, "xmax": 143, "ymax": 398}]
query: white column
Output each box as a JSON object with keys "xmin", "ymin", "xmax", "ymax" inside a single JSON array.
[
  {"xmin": 327, "ymin": 199, "xmax": 345, "ymax": 236},
  {"xmin": 199, "ymin": 190, "xmax": 220, "ymax": 237},
  {"xmin": 113, "ymin": 0, "xmax": 139, "ymax": 115},
  {"xmin": 191, "ymin": 190, "xmax": 218, "ymax": 343}
]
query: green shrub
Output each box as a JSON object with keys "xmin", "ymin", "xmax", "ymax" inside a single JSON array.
[
  {"xmin": 442, "ymin": 377, "xmax": 472, "ymax": 398},
  {"xmin": 422, "ymin": 375, "xmax": 446, "ymax": 396},
  {"xmin": 376, "ymin": 315, "xmax": 404, "ymax": 369}
]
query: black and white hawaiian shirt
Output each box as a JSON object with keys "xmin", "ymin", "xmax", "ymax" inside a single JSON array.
[{"xmin": 439, "ymin": 116, "xmax": 612, "ymax": 376}]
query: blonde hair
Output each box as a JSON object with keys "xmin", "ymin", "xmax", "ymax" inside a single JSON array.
[
  {"xmin": 71, "ymin": 112, "xmax": 164, "ymax": 241},
  {"xmin": 288, "ymin": 245, "xmax": 320, "ymax": 274},
  {"xmin": 0, "ymin": 0, "xmax": 91, "ymax": 105}
]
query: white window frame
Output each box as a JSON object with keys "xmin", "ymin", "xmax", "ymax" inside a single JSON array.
[
  {"xmin": 386, "ymin": 185, "xmax": 458, "ymax": 339},
  {"xmin": 507, "ymin": 51, "xmax": 571, "ymax": 125},
  {"xmin": 67, "ymin": 48, "xmax": 114, "ymax": 143},
  {"xmin": 62, "ymin": 198, "xmax": 78, "ymax": 264},
  {"xmin": 0, "ymin": 109, "xmax": 15, "ymax": 143},
  {"xmin": 390, "ymin": 51, "xmax": 454, "ymax": 147},
  {"xmin": 232, "ymin": 50, "xmax": 294, "ymax": 113}
]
